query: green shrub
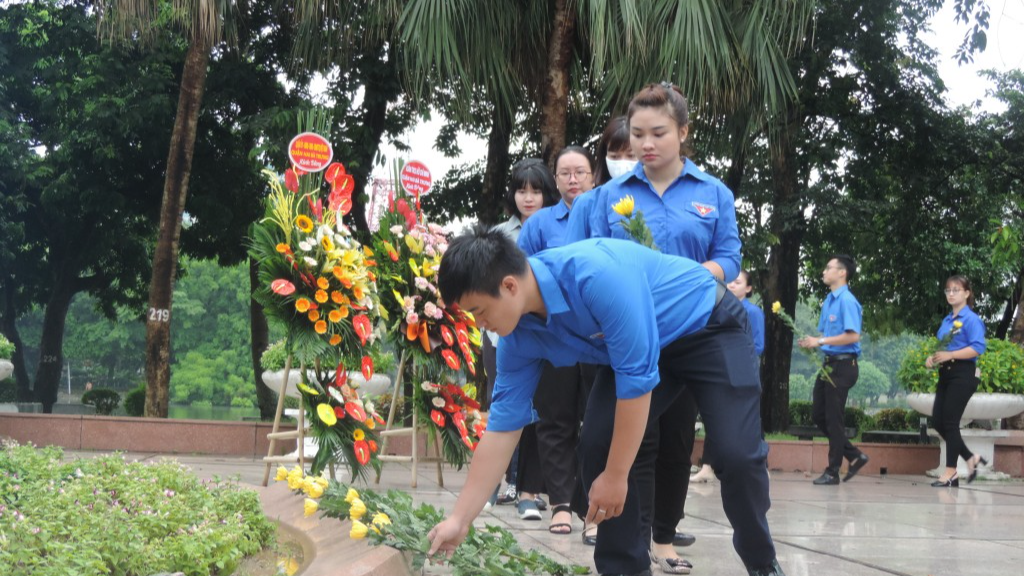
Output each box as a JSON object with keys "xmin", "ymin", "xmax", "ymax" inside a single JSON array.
[
  {"xmin": 844, "ymin": 406, "xmax": 871, "ymax": 431},
  {"xmin": 374, "ymin": 393, "xmax": 406, "ymax": 423},
  {"xmin": 905, "ymin": 409, "xmax": 929, "ymax": 430},
  {"xmin": 260, "ymin": 339, "xmax": 288, "ymax": 372},
  {"xmin": 0, "ymin": 443, "xmax": 275, "ymax": 575},
  {"xmin": 788, "ymin": 373, "xmax": 812, "ymax": 402},
  {"xmin": 80, "ymin": 388, "xmax": 121, "ymax": 415},
  {"xmin": 789, "ymin": 400, "xmax": 813, "ymax": 426},
  {"xmin": 124, "ymin": 383, "xmax": 146, "ymax": 416},
  {"xmin": 0, "ymin": 333, "xmax": 14, "ymax": 359},
  {"xmin": 873, "ymin": 408, "xmax": 911, "ymax": 431},
  {"xmin": 0, "ymin": 380, "xmax": 15, "ymax": 403},
  {"xmin": 898, "ymin": 338, "xmax": 1024, "ymax": 394}
]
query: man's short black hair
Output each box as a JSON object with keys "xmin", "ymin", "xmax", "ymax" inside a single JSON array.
[
  {"xmin": 439, "ymin": 225, "xmax": 528, "ymax": 305},
  {"xmin": 831, "ymin": 254, "xmax": 857, "ymax": 279}
]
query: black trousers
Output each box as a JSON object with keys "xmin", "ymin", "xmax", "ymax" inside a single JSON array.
[
  {"xmin": 578, "ymin": 293, "xmax": 775, "ymax": 574},
  {"xmin": 651, "ymin": 386, "xmax": 698, "ymax": 544},
  {"xmin": 529, "ymin": 361, "xmax": 587, "ymax": 504},
  {"xmin": 812, "ymin": 357, "xmax": 862, "ymax": 474},
  {"xmin": 932, "ymin": 361, "xmax": 979, "ymax": 468}
]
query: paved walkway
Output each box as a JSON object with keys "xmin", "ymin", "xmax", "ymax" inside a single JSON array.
[{"xmin": 66, "ymin": 450, "xmax": 1024, "ymax": 576}]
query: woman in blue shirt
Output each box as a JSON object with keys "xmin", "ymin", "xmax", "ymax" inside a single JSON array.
[
  {"xmin": 566, "ymin": 83, "xmax": 743, "ymax": 573},
  {"xmin": 925, "ymin": 275, "xmax": 988, "ymax": 487}
]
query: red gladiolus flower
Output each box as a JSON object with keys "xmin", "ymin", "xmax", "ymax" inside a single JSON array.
[
  {"xmin": 271, "ymin": 279, "xmax": 296, "ymax": 296},
  {"xmin": 440, "ymin": 325, "xmax": 454, "ymax": 347},
  {"xmin": 352, "ymin": 440, "xmax": 371, "ymax": 465},
  {"xmin": 345, "ymin": 402, "xmax": 367, "ymax": 422},
  {"xmin": 361, "ymin": 356, "xmax": 374, "ymax": 381},
  {"xmin": 430, "ymin": 409, "xmax": 446, "ymax": 428},
  {"xmin": 441, "ymin": 349, "xmax": 461, "ymax": 371},
  {"xmin": 324, "ymin": 162, "xmax": 347, "ymax": 184},
  {"xmin": 353, "ymin": 315, "xmax": 372, "ymax": 346}
]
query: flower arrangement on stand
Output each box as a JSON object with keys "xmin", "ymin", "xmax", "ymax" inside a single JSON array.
[
  {"xmin": 250, "ymin": 153, "xmax": 386, "ymax": 479},
  {"xmin": 370, "ymin": 165, "xmax": 484, "ymax": 469},
  {"xmin": 273, "ymin": 468, "xmax": 588, "ymax": 575}
]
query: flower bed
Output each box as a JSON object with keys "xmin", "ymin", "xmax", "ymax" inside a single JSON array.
[{"xmin": 0, "ymin": 442, "xmax": 274, "ymax": 575}]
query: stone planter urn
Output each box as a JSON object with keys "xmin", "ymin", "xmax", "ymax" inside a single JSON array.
[
  {"xmin": 906, "ymin": 392, "xmax": 1024, "ymax": 478},
  {"xmin": 0, "ymin": 359, "xmax": 13, "ymax": 382},
  {"xmin": 261, "ymin": 369, "xmax": 392, "ymax": 399}
]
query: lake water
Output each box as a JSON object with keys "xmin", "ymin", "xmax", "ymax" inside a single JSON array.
[{"xmin": 167, "ymin": 404, "xmax": 263, "ymax": 421}]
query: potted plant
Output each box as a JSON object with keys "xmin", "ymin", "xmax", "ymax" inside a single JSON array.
[
  {"xmin": 898, "ymin": 339, "xmax": 1024, "ymax": 421},
  {"xmin": 261, "ymin": 339, "xmax": 395, "ymax": 399}
]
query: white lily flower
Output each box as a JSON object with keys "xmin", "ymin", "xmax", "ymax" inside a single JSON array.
[
  {"xmin": 298, "ymin": 239, "xmax": 316, "ymax": 252},
  {"xmin": 328, "ymin": 387, "xmax": 345, "ymax": 404},
  {"xmin": 431, "ymin": 397, "xmax": 446, "ymax": 408},
  {"xmin": 303, "ymin": 257, "xmax": 318, "ymax": 268}
]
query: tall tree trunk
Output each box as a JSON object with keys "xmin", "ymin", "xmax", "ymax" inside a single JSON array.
[
  {"xmin": 1010, "ymin": 285, "xmax": 1024, "ymax": 346},
  {"xmin": 760, "ymin": 106, "xmax": 805, "ymax": 432},
  {"xmin": 144, "ymin": 41, "xmax": 210, "ymax": 418},
  {"xmin": 249, "ymin": 257, "xmax": 275, "ymax": 420},
  {"xmin": 479, "ymin": 103, "xmax": 514, "ymax": 226},
  {"xmin": 539, "ymin": 0, "xmax": 575, "ymax": 168},
  {"xmin": 32, "ymin": 279, "xmax": 77, "ymax": 413},
  {"xmin": 1, "ymin": 290, "xmax": 32, "ymax": 402},
  {"xmin": 995, "ymin": 269, "xmax": 1023, "ymax": 340}
]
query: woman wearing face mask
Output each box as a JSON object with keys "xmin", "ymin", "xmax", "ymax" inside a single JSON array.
[
  {"xmin": 596, "ymin": 116, "xmax": 638, "ymax": 185},
  {"xmin": 924, "ymin": 275, "xmax": 987, "ymax": 487},
  {"xmin": 691, "ymin": 271, "xmax": 764, "ymax": 485},
  {"xmin": 484, "ymin": 159, "xmax": 560, "ymax": 508},
  {"xmin": 565, "ymin": 84, "xmax": 773, "ymax": 576},
  {"xmin": 513, "ymin": 147, "xmax": 597, "ymax": 536}
]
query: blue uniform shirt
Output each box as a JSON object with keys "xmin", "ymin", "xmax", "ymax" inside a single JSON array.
[
  {"xmin": 742, "ymin": 299, "xmax": 765, "ymax": 356},
  {"xmin": 564, "ymin": 160, "xmax": 742, "ymax": 282},
  {"xmin": 517, "ymin": 200, "xmax": 571, "ymax": 256},
  {"xmin": 489, "ymin": 238, "xmax": 718, "ymax": 432},
  {"xmin": 817, "ymin": 285, "xmax": 862, "ymax": 356},
  {"xmin": 937, "ymin": 305, "xmax": 986, "ymax": 361}
]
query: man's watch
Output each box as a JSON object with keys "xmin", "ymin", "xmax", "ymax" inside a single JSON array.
[{"xmin": 817, "ymin": 337, "xmax": 826, "ymax": 346}]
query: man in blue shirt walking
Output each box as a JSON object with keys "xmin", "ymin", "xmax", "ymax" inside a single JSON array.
[
  {"xmin": 798, "ymin": 255, "xmax": 870, "ymax": 485},
  {"xmin": 427, "ymin": 228, "xmax": 784, "ymax": 576}
]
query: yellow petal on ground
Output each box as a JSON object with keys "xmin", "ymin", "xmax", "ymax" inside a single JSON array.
[
  {"xmin": 274, "ymin": 466, "xmax": 288, "ymax": 482},
  {"xmin": 350, "ymin": 519, "xmax": 368, "ymax": 539},
  {"xmin": 349, "ymin": 498, "xmax": 367, "ymax": 520}
]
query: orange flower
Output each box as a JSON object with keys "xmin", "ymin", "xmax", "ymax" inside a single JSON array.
[
  {"xmin": 315, "ymin": 289, "xmax": 329, "ymax": 303},
  {"xmin": 295, "ymin": 298, "xmax": 312, "ymax": 313},
  {"xmin": 353, "ymin": 285, "xmax": 365, "ymax": 301},
  {"xmin": 307, "ymin": 310, "xmax": 320, "ymax": 322},
  {"xmin": 329, "ymin": 334, "xmax": 342, "ymax": 346},
  {"xmin": 314, "ymin": 320, "xmax": 328, "ymax": 334},
  {"xmin": 317, "ymin": 277, "xmax": 330, "ymax": 290},
  {"xmin": 275, "ymin": 243, "xmax": 291, "ymax": 254},
  {"xmin": 331, "ymin": 291, "xmax": 345, "ymax": 304},
  {"xmin": 329, "ymin": 309, "xmax": 344, "ymax": 323}
]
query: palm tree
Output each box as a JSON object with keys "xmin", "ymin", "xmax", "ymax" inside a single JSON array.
[{"xmin": 99, "ymin": 0, "xmax": 237, "ymax": 417}]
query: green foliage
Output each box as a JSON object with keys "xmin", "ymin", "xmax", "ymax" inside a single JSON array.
[
  {"xmin": 898, "ymin": 338, "xmax": 1024, "ymax": 394},
  {"xmin": 310, "ymin": 481, "xmax": 588, "ymax": 576},
  {"xmin": 849, "ymin": 360, "xmax": 890, "ymax": 405},
  {"xmin": 0, "ymin": 381, "xmax": 15, "ymax": 403},
  {"xmin": 80, "ymin": 388, "xmax": 121, "ymax": 416},
  {"xmin": 0, "ymin": 443, "xmax": 275, "ymax": 575},
  {"xmin": 261, "ymin": 339, "xmax": 289, "ymax": 372},
  {"xmin": 124, "ymin": 383, "xmax": 146, "ymax": 417},
  {"xmin": 0, "ymin": 334, "xmax": 14, "ymax": 359},
  {"xmin": 788, "ymin": 373, "xmax": 812, "ymax": 402},
  {"xmin": 789, "ymin": 400, "xmax": 813, "ymax": 426},
  {"xmin": 844, "ymin": 406, "xmax": 870, "ymax": 432},
  {"xmin": 872, "ymin": 408, "xmax": 912, "ymax": 432}
]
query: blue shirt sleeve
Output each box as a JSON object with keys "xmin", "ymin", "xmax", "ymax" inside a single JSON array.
[
  {"xmin": 565, "ymin": 190, "xmax": 596, "ymax": 243},
  {"xmin": 579, "ymin": 266, "xmax": 661, "ymax": 398},
  {"xmin": 959, "ymin": 314, "xmax": 987, "ymax": 355},
  {"xmin": 486, "ymin": 338, "xmax": 543, "ymax": 432},
  {"xmin": 749, "ymin": 304, "xmax": 765, "ymax": 356},
  {"xmin": 709, "ymin": 186, "xmax": 742, "ymax": 282},
  {"xmin": 517, "ymin": 215, "xmax": 544, "ymax": 256},
  {"xmin": 839, "ymin": 295, "xmax": 862, "ymax": 334}
]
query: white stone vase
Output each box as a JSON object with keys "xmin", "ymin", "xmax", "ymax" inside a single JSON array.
[
  {"xmin": 0, "ymin": 359, "xmax": 13, "ymax": 382},
  {"xmin": 261, "ymin": 369, "xmax": 392, "ymax": 399}
]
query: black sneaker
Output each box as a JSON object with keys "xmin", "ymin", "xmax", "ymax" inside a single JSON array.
[
  {"xmin": 843, "ymin": 454, "xmax": 869, "ymax": 482},
  {"xmin": 812, "ymin": 472, "xmax": 839, "ymax": 485},
  {"xmin": 747, "ymin": 559, "xmax": 786, "ymax": 576},
  {"xmin": 496, "ymin": 483, "xmax": 517, "ymax": 505}
]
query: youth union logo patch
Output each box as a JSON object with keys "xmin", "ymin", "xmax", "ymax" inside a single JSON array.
[{"xmin": 691, "ymin": 202, "xmax": 716, "ymax": 216}]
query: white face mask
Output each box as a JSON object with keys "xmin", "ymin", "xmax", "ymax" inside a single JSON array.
[{"xmin": 605, "ymin": 159, "xmax": 638, "ymax": 180}]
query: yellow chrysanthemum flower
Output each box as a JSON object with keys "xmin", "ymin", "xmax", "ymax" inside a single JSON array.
[
  {"xmin": 287, "ymin": 474, "xmax": 303, "ymax": 491},
  {"xmin": 295, "ymin": 298, "xmax": 312, "ymax": 313},
  {"xmin": 331, "ymin": 290, "xmax": 345, "ymax": 304},
  {"xmin": 317, "ymin": 277, "xmax": 330, "ymax": 290},
  {"xmin": 317, "ymin": 403, "xmax": 337, "ymax": 426},
  {"xmin": 329, "ymin": 334, "xmax": 342, "ymax": 346},
  {"xmin": 371, "ymin": 512, "xmax": 391, "ymax": 527},
  {"xmin": 295, "ymin": 215, "xmax": 314, "ymax": 233},
  {"xmin": 314, "ymin": 320, "xmax": 328, "ymax": 334},
  {"xmin": 274, "ymin": 466, "xmax": 288, "ymax": 482},
  {"xmin": 301, "ymin": 476, "xmax": 315, "ymax": 495},
  {"xmin": 345, "ymin": 488, "xmax": 360, "ymax": 504},
  {"xmin": 307, "ymin": 310, "xmax": 320, "ymax": 322},
  {"xmin": 307, "ymin": 482, "xmax": 324, "ymax": 499},
  {"xmin": 772, "ymin": 301, "xmax": 782, "ymax": 314},
  {"xmin": 612, "ymin": 195, "xmax": 635, "ymax": 217},
  {"xmin": 353, "ymin": 429, "xmax": 365, "ymax": 441},
  {"xmin": 349, "ymin": 498, "xmax": 367, "ymax": 520},
  {"xmin": 314, "ymin": 476, "xmax": 329, "ymax": 489},
  {"xmin": 315, "ymin": 289, "xmax": 329, "ymax": 303},
  {"xmin": 350, "ymin": 519, "xmax": 368, "ymax": 539},
  {"xmin": 953, "ymin": 320, "xmax": 963, "ymax": 329},
  {"xmin": 329, "ymin": 309, "xmax": 344, "ymax": 323},
  {"xmin": 304, "ymin": 498, "xmax": 319, "ymax": 517}
]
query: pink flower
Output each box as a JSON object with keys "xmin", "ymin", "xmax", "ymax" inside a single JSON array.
[
  {"xmin": 423, "ymin": 302, "xmax": 438, "ymax": 319},
  {"xmin": 406, "ymin": 312, "xmax": 419, "ymax": 325},
  {"xmin": 415, "ymin": 277, "xmax": 429, "ymax": 290}
]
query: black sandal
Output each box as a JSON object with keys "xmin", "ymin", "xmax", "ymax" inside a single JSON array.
[{"xmin": 548, "ymin": 504, "xmax": 573, "ymax": 535}]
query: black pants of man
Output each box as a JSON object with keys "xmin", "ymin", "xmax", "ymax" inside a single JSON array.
[
  {"xmin": 812, "ymin": 356, "xmax": 862, "ymax": 475},
  {"xmin": 651, "ymin": 386, "xmax": 698, "ymax": 545},
  {"xmin": 528, "ymin": 361, "xmax": 587, "ymax": 504},
  {"xmin": 577, "ymin": 292, "xmax": 776, "ymax": 574},
  {"xmin": 932, "ymin": 361, "xmax": 980, "ymax": 468}
]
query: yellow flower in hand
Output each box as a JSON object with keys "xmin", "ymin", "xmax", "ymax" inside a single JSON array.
[
  {"xmin": 349, "ymin": 498, "xmax": 367, "ymax": 520},
  {"xmin": 350, "ymin": 519, "xmax": 369, "ymax": 539},
  {"xmin": 953, "ymin": 320, "xmax": 963, "ymax": 329},
  {"xmin": 303, "ymin": 498, "xmax": 319, "ymax": 517},
  {"xmin": 274, "ymin": 466, "xmax": 288, "ymax": 482},
  {"xmin": 612, "ymin": 195, "xmax": 635, "ymax": 217},
  {"xmin": 345, "ymin": 488, "xmax": 360, "ymax": 503},
  {"xmin": 772, "ymin": 301, "xmax": 782, "ymax": 314}
]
